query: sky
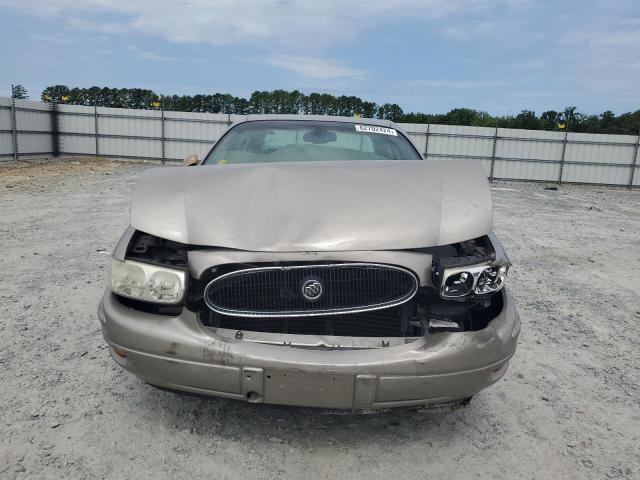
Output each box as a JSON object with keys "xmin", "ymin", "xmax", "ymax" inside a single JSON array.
[{"xmin": 0, "ymin": 0, "xmax": 638, "ymax": 116}]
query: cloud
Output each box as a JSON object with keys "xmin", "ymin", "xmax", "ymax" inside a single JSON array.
[
  {"xmin": 563, "ymin": 19, "xmax": 640, "ymax": 50},
  {"xmin": 28, "ymin": 33, "xmax": 75, "ymax": 45},
  {"xmin": 1, "ymin": 0, "xmax": 525, "ymax": 48},
  {"xmin": 127, "ymin": 46, "xmax": 208, "ymax": 63},
  {"xmin": 1, "ymin": 0, "xmax": 531, "ymax": 83},
  {"xmin": 66, "ymin": 16, "xmax": 128, "ymax": 34},
  {"xmin": 403, "ymin": 79, "xmax": 509, "ymax": 89},
  {"xmin": 506, "ymin": 90, "xmax": 570, "ymax": 98},
  {"xmin": 263, "ymin": 54, "xmax": 368, "ymax": 79},
  {"xmin": 438, "ymin": 21, "xmax": 498, "ymax": 41},
  {"xmin": 561, "ymin": 20, "xmax": 640, "ymax": 96},
  {"xmin": 138, "ymin": 51, "xmax": 178, "ymax": 62},
  {"xmin": 131, "ymin": 50, "xmax": 178, "ymax": 62},
  {"xmin": 508, "ymin": 59, "xmax": 548, "ymax": 70}
]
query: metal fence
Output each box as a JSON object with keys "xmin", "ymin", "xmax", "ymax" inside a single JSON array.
[{"xmin": 1, "ymin": 97, "xmax": 639, "ymax": 187}]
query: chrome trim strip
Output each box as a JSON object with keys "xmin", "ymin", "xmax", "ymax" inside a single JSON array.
[
  {"xmin": 204, "ymin": 263, "xmax": 419, "ymax": 318},
  {"xmin": 208, "ymin": 326, "xmax": 421, "ymax": 348}
]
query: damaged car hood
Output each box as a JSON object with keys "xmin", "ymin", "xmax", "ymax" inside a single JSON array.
[{"xmin": 130, "ymin": 160, "xmax": 492, "ymax": 251}]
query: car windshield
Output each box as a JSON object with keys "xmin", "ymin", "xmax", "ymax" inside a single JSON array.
[{"xmin": 203, "ymin": 120, "xmax": 422, "ymax": 164}]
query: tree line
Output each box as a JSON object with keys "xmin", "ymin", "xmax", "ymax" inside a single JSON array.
[{"xmin": 24, "ymin": 84, "xmax": 640, "ymax": 135}]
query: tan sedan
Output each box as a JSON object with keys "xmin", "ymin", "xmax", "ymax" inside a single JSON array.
[{"xmin": 98, "ymin": 116, "xmax": 519, "ymax": 410}]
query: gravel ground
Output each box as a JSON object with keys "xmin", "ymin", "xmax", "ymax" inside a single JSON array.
[{"xmin": 1, "ymin": 158, "xmax": 639, "ymax": 480}]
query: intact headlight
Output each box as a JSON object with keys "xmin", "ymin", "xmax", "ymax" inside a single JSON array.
[
  {"xmin": 111, "ymin": 258, "xmax": 186, "ymax": 304},
  {"xmin": 440, "ymin": 264, "xmax": 507, "ymax": 298},
  {"xmin": 474, "ymin": 266, "xmax": 508, "ymax": 294}
]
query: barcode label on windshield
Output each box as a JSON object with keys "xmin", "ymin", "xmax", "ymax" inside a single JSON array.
[{"xmin": 355, "ymin": 125, "xmax": 398, "ymax": 136}]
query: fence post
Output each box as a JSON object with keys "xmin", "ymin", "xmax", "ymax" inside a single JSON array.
[
  {"xmin": 10, "ymin": 95, "xmax": 18, "ymax": 161},
  {"xmin": 94, "ymin": 105, "xmax": 99, "ymax": 157},
  {"xmin": 50, "ymin": 102, "xmax": 60, "ymax": 157},
  {"xmin": 160, "ymin": 106, "xmax": 166, "ymax": 165},
  {"xmin": 489, "ymin": 126, "xmax": 498, "ymax": 181},
  {"xmin": 558, "ymin": 130, "xmax": 568, "ymax": 184},
  {"xmin": 424, "ymin": 124, "xmax": 430, "ymax": 159},
  {"xmin": 628, "ymin": 133, "xmax": 640, "ymax": 189}
]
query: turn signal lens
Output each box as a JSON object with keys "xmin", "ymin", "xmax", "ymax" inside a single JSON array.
[{"xmin": 111, "ymin": 259, "xmax": 186, "ymax": 304}]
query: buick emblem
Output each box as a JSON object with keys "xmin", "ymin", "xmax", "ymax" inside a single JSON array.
[{"xmin": 301, "ymin": 278, "xmax": 324, "ymax": 301}]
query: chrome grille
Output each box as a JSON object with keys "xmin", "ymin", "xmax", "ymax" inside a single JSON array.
[{"xmin": 204, "ymin": 263, "xmax": 418, "ymax": 317}]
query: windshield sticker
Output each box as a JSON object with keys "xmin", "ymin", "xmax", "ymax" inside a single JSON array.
[{"xmin": 355, "ymin": 124, "xmax": 398, "ymax": 136}]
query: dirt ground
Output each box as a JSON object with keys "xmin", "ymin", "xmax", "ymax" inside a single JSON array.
[{"xmin": 1, "ymin": 158, "xmax": 639, "ymax": 480}]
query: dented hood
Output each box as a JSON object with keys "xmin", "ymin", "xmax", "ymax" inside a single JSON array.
[{"xmin": 130, "ymin": 160, "xmax": 492, "ymax": 251}]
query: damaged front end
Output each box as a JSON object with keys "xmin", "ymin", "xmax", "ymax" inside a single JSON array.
[
  {"xmin": 106, "ymin": 227, "xmax": 513, "ymax": 348},
  {"xmin": 100, "ymin": 226, "xmax": 519, "ymax": 409}
]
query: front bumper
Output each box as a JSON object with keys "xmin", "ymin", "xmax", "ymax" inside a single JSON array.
[{"xmin": 98, "ymin": 288, "xmax": 520, "ymax": 410}]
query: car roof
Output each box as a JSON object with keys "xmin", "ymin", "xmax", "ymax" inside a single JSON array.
[{"xmin": 240, "ymin": 114, "xmax": 397, "ymax": 128}]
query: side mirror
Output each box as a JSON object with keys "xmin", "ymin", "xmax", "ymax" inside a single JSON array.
[{"xmin": 183, "ymin": 154, "xmax": 199, "ymax": 167}]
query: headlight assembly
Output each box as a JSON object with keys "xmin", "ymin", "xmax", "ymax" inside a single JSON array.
[
  {"xmin": 111, "ymin": 258, "xmax": 186, "ymax": 304},
  {"xmin": 474, "ymin": 265, "xmax": 508, "ymax": 294},
  {"xmin": 439, "ymin": 264, "xmax": 508, "ymax": 298}
]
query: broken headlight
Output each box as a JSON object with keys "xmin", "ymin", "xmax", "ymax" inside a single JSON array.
[
  {"xmin": 439, "ymin": 264, "xmax": 508, "ymax": 298},
  {"xmin": 111, "ymin": 258, "xmax": 186, "ymax": 304}
]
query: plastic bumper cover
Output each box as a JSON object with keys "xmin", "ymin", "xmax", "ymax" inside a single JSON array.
[{"xmin": 98, "ymin": 288, "xmax": 520, "ymax": 409}]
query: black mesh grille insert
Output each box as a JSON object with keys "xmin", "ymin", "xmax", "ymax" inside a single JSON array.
[
  {"xmin": 204, "ymin": 306, "xmax": 424, "ymax": 337},
  {"xmin": 204, "ymin": 263, "xmax": 418, "ymax": 317}
]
